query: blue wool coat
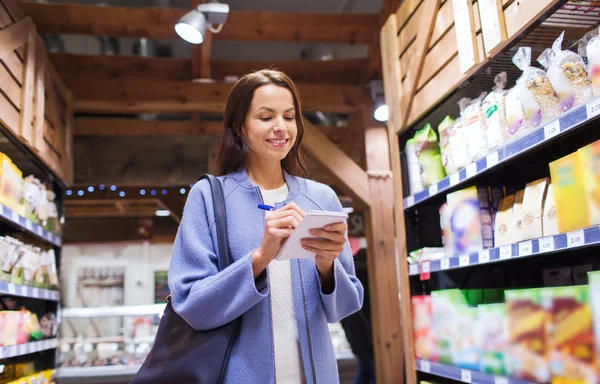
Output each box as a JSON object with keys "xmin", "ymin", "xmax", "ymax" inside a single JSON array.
[{"xmin": 168, "ymin": 168, "xmax": 364, "ymax": 383}]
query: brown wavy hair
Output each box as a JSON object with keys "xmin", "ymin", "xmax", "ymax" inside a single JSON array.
[{"xmin": 217, "ymin": 70, "xmax": 307, "ymax": 177}]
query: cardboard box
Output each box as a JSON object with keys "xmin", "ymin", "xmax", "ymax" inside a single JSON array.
[
  {"xmin": 579, "ymin": 139, "xmax": 600, "ymax": 225},
  {"xmin": 495, "ymin": 194, "xmax": 515, "ymax": 247},
  {"xmin": 541, "ymin": 286, "xmax": 597, "ymax": 384},
  {"xmin": 522, "ymin": 178, "xmax": 550, "ymax": 240},
  {"xmin": 0, "ymin": 155, "xmax": 23, "ymax": 215},
  {"xmin": 478, "ymin": 304, "xmax": 511, "ymax": 375},
  {"xmin": 412, "ymin": 295, "xmax": 434, "ymax": 360},
  {"xmin": 587, "ymin": 271, "xmax": 600, "ymax": 383},
  {"xmin": 446, "ymin": 187, "xmax": 492, "ymax": 255},
  {"xmin": 512, "ymin": 189, "xmax": 525, "ymax": 243},
  {"xmin": 550, "ymin": 152, "xmax": 590, "ymax": 233},
  {"xmin": 543, "ymin": 183, "xmax": 559, "ymax": 236},
  {"xmin": 505, "ymin": 288, "xmax": 550, "ymax": 382}
]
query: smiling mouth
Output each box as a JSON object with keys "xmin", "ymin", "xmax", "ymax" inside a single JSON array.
[{"xmin": 266, "ymin": 139, "xmax": 289, "ymax": 145}]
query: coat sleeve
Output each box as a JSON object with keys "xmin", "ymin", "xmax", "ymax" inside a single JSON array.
[
  {"xmin": 168, "ymin": 181, "xmax": 269, "ymax": 331},
  {"xmin": 315, "ymin": 189, "xmax": 364, "ymax": 323}
]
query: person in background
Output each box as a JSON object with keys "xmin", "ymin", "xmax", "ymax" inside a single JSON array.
[{"xmin": 341, "ymin": 248, "xmax": 375, "ymax": 384}]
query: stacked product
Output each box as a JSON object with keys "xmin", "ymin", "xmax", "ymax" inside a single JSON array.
[
  {"xmin": 0, "ymin": 236, "xmax": 59, "ymax": 289},
  {"xmin": 1, "ymin": 369, "xmax": 56, "ymax": 384},
  {"xmin": 0, "ymin": 308, "xmax": 56, "ymax": 347}
]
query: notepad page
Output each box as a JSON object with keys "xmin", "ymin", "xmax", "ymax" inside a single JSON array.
[{"xmin": 275, "ymin": 210, "xmax": 348, "ymax": 261}]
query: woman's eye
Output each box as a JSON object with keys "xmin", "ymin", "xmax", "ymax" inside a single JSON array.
[
  {"xmin": 259, "ymin": 117, "xmax": 271, "ymax": 122},
  {"xmin": 284, "ymin": 116, "xmax": 295, "ymax": 121}
]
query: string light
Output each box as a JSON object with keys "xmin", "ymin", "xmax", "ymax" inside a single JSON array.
[
  {"xmin": 119, "ymin": 191, "xmax": 126, "ymax": 197},
  {"xmin": 88, "ymin": 186, "xmax": 94, "ymax": 193},
  {"xmin": 162, "ymin": 189, "xmax": 168, "ymax": 195},
  {"xmin": 66, "ymin": 190, "xmax": 72, "ymax": 196},
  {"xmin": 77, "ymin": 190, "xmax": 84, "ymax": 196},
  {"xmin": 180, "ymin": 188, "xmax": 186, "ymax": 195},
  {"xmin": 140, "ymin": 189, "xmax": 146, "ymax": 196},
  {"xmin": 99, "ymin": 184, "xmax": 106, "ymax": 191},
  {"xmin": 151, "ymin": 190, "xmax": 157, "ymax": 196},
  {"xmin": 110, "ymin": 185, "xmax": 117, "ymax": 191}
]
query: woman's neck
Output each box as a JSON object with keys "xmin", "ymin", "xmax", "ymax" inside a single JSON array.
[{"xmin": 246, "ymin": 158, "xmax": 285, "ymax": 190}]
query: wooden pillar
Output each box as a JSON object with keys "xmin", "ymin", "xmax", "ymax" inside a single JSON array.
[{"xmin": 361, "ymin": 106, "xmax": 404, "ymax": 383}]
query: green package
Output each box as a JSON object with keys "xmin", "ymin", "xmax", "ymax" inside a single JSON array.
[
  {"xmin": 478, "ymin": 304, "xmax": 511, "ymax": 375},
  {"xmin": 413, "ymin": 124, "xmax": 447, "ymax": 187}
]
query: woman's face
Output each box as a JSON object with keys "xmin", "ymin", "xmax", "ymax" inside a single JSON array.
[{"xmin": 243, "ymin": 84, "xmax": 297, "ymax": 165}]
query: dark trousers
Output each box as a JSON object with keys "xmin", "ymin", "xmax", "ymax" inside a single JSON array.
[{"xmin": 354, "ymin": 356, "xmax": 375, "ymax": 384}]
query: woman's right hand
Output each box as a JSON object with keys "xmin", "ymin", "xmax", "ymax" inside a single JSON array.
[{"xmin": 252, "ymin": 203, "xmax": 306, "ymax": 277}]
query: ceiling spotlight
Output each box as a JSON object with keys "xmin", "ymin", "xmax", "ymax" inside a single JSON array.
[
  {"xmin": 140, "ymin": 189, "xmax": 146, "ymax": 196},
  {"xmin": 88, "ymin": 186, "xmax": 94, "ymax": 193},
  {"xmin": 119, "ymin": 191, "xmax": 126, "ymax": 197},
  {"xmin": 370, "ymin": 79, "xmax": 389, "ymax": 122},
  {"xmin": 374, "ymin": 100, "xmax": 389, "ymax": 122},
  {"xmin": 175, "ymin": 3, "xmax": 229, "ymax": 45},
  {"xmin": 110, "ymin": 185, "xmax": 117, "ymax": 191},
  {"xmin": 155, "ymin": 209, "xmax": 171, "ymax": 217},
  {"xmin": 180, "ymin": 188, "xmax": 186, "ymax": 195}
]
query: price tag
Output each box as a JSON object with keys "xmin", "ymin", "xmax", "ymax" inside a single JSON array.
[
  {"xmin": 587, "ymin": 99, "xmax": 600, "ymax": 119},
  {"xmin": 544, "ymin": 120, "xmax": 560, "ymax": 140},
  {"xmin": 409, "ymin": 264, "xmax": 419, "ymax": 275},
  {"xmin": 18, "ymin": 285, "xmax": 25, "ymax": 296},
  {"xmin": 36, "ymin": 225, "xmax": 42, "ymax": 235},
  {"xmin": 518, "ymin": 241, "xmax": 533, "ymax": 256},
  {"xmin": 486, "ymin": 151, "xmax": 499, "ymax": 168},
  {"xmin": 420, "ymin": 360, "xmax": 431, "ymax": 373},
  {"xmin": 478, "ymin": 249, "xmax": 490, "ymax": 263},
  {"xmin": 0, "ymin": 347, "xmax": 4, "ymax": 359},
  {"xmin": 25, "ymin": 220, "xmax": 32, "ymax": 231},
  {"xmin": 11, "ymin": 211, "xmax": 18, "ymax": 223},
  {"xmin": 32, "ymin": 288, "xmax": 39, "ymax": 298},
  {"xmin": 450, "ymin": 172, "xmax": 460, "ymax": 186},
  {"xmin": 429, "ymin": 183, "xmax": 438, "ymax": 196},
  {"xmin": 7, "ymin": 284, "xmax": 15, "ymax": 295},
  {"xmin": 539, "ymin": 237, "xmax": 555, "ymax": 253},
  {"xmin": 500, "ymin": 245, "xmax": 512, "ymax": 260},
  {"xmin": 405, "ymin": 195, "xmax": 415, "ymax": 208},
  {"xmin": 461, "ymin": 369, "xmax": 472, "ymax": 383},
  {"xmin": 441, "ymin": 258, "xmax": 450, "ymax": 270},
  {"xmin": 459, "ymin": 254, "xmax": 469, "ymax": 267},
  {"xmin": 7, "ymin": 346, "xmax": 15, "ymax": 357},
  {"xmin": 18, "ymin": 344, "xmax": 26, "ymax": 356},
  {"xmin": 567, "ymin": 229, "xmax": 585, "ymax": 248},
  {"xmin": 466, "ymin": 163, "xmax": 477, "ymax": 179},
  {"xmin": 495, "ymin": 377, "xmax": 508, "ymax": 384},
  {"xmin": 420, "ymin": 261, "xmax": 431, "ymax": 281}
]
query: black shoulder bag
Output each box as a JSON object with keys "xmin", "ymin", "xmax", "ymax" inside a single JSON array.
[{"xmin": 130, "ymin": 174, "xmax": 241, "ymax": 384}]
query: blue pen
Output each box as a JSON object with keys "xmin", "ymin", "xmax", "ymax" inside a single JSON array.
[{"xmin": 257, "ymin": 204, "xmax": 275, "ymax": 211}]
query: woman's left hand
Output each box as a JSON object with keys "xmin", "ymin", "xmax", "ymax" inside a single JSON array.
[{"xmin": 301, "ymin": 222, "xmax": 347, "ymax": 280}]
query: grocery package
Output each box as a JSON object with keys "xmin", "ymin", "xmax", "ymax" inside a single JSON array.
[
  {"xmin": 413, "ymin": 124, "xmax": 447, "ymax": 187},
  {"xmin": 407, "ymin": 248, "xmax": 445, "ymax": 265},
  {"xmin": 541, "ymin": 286, "xmax": 597, "ymax": 384},
  {"xmin": 587, "ymin": 271, "xmax": 600, "ymax": 378},
  {"xmin": 20, "ymin": 176, "xmax": 42, "ymax": 223},
  {"xmin": 483, "ymin": 288, "xmax": 505, "ymax": 304},
  {"xmin": 505, "ymin": 288, "xmax": 550, "ymax": 382},
  {"xmin": 460, "ymin": 94, "xmax": 488, "ymax": 162},
  {"xmin": 543, "ymin": 183, "xmax": 559, "ymax": 236},
  {"xmin": 412, "ymin": 295, "xmax": 434, "ymax": 360},
  {"xmin": 582, "ymin": 27, "xmax": 600, "ymax": 96},
  {"xmin": 511, "ymin": 189, "xmax": 525, "ymax": 243},
  {"xmin": 5, "ymin": 369, "xmax": 55, "ymax": 384},
  {"xmin": 405, "ymin": 138, "xmax": 424, "ymax": 195},
  {"xmin": 438, "ymin": 116, "xmax": 459, "ymax": 175},
  {"xmin": 454, "ymin": 305, "xmax": 481, "ymax": 370},
  {"xmin": 505, "ymin": 85, "xmax": 534, "ymax": 141},
  {"xmin": 510, "ymin": 47, "xmax": 560, "ymax": 134},
  {"xmin": 0, "ymin": 154, "xmax": 23, "ymax": 215},
  {"xmin": 445, "ymin": 187, "xmax": 494, "ymax": 256},
  {"xmin": 521, "ymin": 178, "xmax": 550, "ymax": 240},
  {"xmin": 477, "ymin": 304, "xmax": 511, "ymax": 375},
  {"xmin": 539, "ymin": 32, "xmax": 593, "ymax": 112},
  {"xmin": 494, "ymin": 194, "xmax": 515, "ymax": 247},
  {"xmin": 0, "ymin": 237, "xmax": 58, "ymax": 289},
  {"xmin": 482, "ymin": 72, "xmax": 510, "ymax": 151},
  {"xmin": 440, "ymin": 203, "xmax": 452, "ymax": 258},
  {"xmin": 579, "ymin": 139, "xmax": 600, "ymax": 225},
  {"xmin": 549, "ymin": 152, "xmax": 590, "ymax": 232}
]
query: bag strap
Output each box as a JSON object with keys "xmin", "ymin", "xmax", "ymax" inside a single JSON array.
[{"xmin": 199, "ymin": 174, "xmax": 232, "ymax": 271}]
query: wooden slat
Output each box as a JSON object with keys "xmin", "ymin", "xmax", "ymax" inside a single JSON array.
[
  {"xmin": 381, "ymin": 13, "xmax": 403, "ymax": 129},
  {"xmin": 0, "ymin": 62, "xmax": 21, "ymax": 109},
  {"xmin": 0, "ymin": 17, "xmax": 32, "ymax": 59},
  {"xmin": 395, "ymin": 0, "xmax": 424, "ymax": 31},
  {"xmin": 64, "ymin": 90, "xmax": 74, "ymax": 184},
  {"xmin": 33, "ymin": 37, "xmax": 45, "ymax": 151},
  {"xmin": 364, "ymin": 0, "xmax": 401, "ymax": 81},
  {"xmin": 0, "ymin": 4, "xmax": 24, "ymax": 85},
  {"xmin": 302, "ymin": 120, "xmax": 370, "ymax": 209},
  {"xmin": 1, "ymin": 0, "xmax": 25, "ymax": 58},
  {"xmin": 18, "ymin": 28, "xmax": 35, "ymax": 145},
  {"xmin": 67, "ymin": 79, "xmax": 364, "ymax": 114},
  {"xmin": 74, "ymin": 118, "xmax": 223, "ymax": 136},
  {"xmin": 21, "ymin": 2, "xmax": 377, "ymax": 44},
  {"xmin": 0, "ymin": 93, "xmax": 19, "ymax": 131}
]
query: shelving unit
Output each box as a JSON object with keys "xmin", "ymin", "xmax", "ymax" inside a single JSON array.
[
  {"xmin": 0, "ymin": 339, "xmax": 58, "ymax": 359},
  {"xmin": 380, "ymin": 0, "xmax": 600, "ymax": 383}
]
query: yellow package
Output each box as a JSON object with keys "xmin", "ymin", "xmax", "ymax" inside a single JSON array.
[
  {"xmin": 579, "ymin": 140, "xmax": 600, "ymax": 226},
  {"xmin": 0, "ymin": 155, "xmax": 23, "ymax": 215},
  {"xmin": 549, "ymin": 152, "xmax": 590, "ymax": 233}
]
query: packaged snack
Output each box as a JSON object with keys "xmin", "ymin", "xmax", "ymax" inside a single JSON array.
[
  {"xmin": 587, "ymin": 271, "xmax": 600, "ymax": 380},
  {"xmin": 478, "ymin": 304, "xmax": 511, "ymax": 375},
  {"xmin": 582, "ymin": 27, "xmax": 600, "ymax": 96},
  {"xmin": 432, "ymin": 290, "xmax": 469, "ymax": 365},
  {"xmin": 505, "ymin": 86, "xmax": 533, "ymax": 141},
  {"xmin": 494, "ymin": 194, "xmax": 515, "ymax": 247},
  {"xmin": 513, "ymin": 47, "xmax": 560, "ymax": 129},
  {"xmin": 539, "ymin": 32, "xmax": 593, "ymax": 112},
  {"xmin": 446, "ymin": 187, "xmax": 493, "ymax": 256},
  {"xmin": 20, "ymin": 176, "xmax": 42, "ymax": 223},
  {"xmin": 440, "ymin": 203, "xmax": 453, "ymax": 258},
  {"xmin": 541, "ymin": 286, "xmax": 597, "ymax": 384},
  {"xmin": 405, "ymin": 139, "xmax": 424, "ymax": 194},
  {"xmin": 454, "ymin": 306, "xmax": 481, "ymax": 370},
  {"xmin": 482, "ymin": 72, "xmax": 510, "ymax": 151},
  {"xmin": 1, "ymin": 239, "xmax": 23, "ymax": 282},
  {"xmin": 0, "ymin": 155, "xmax": 23, "ymax": 215},
  {"xmin": 549, "ymin": 152, "xmax": 590, "ymax": 232},
  {"xmin": 578, "ymin": 139, "xmax": 600, "ymax": 225},
  {"xmin": 438, "ymin": 116, "xmax": 458, "ymax": 175},
  {"xmin": 412, "ymin": 295, "xmax": 434, "ymax": 360},
  {"xmin": 440, "ymin": 116, "xmax": 470, "ymax": 173},
  {"xmin": 521, "ymin": 178, "xmax": 550, "ymax": 240},
  {"xmin": 460, "ymin": 94, "xmax": 488, "ymax": 162},
  {"xmin": 543, "ymin": 183, "xmax": 559, "ymax": 236},
  {"xmin": 505, "ymin": 288, "xmax": 551, "ymax": 382},
  {"xmin": 511, "ymin": 189, "xmax": 525, "ymax": 243},
  {"xmin": 413, "ymin": 124, "xmax": 446, "ymax": 187}
]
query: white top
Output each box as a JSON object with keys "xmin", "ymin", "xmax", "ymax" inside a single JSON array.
[{"xmin": 260, "ymin": 184, "xmax": 305, "ymax": 384}]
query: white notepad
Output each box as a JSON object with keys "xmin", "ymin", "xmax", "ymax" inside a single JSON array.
[{"xmin": 275, "ymin": 210, "xmax": 349, "ymax": 261}]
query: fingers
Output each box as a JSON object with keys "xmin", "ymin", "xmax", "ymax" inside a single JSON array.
[
  {"xmin": 268, "ymin": 215, "xmax": 301, "ymax": 232},
  {"xmin": 277, "ymin": 202, "xmax": 307, "ymax": 218},
  {"xmin": 307, "ymin": 228, "xmax": 346, "ymax": 243},
  {"xmin": 321, "ymin": 222, "xmax": 347, "ymax": 233},
  {"xmin": 268, "ymin": 207, "xmax": 304, "ymax": 224},
  {"xmin": 267, "ymin": 227, "xmax": 295, "ymax": 238},
  {"xmin": 301, "ymin": 237, "xmax": 345, "ymax": 251},
  {"xmin": 300, "ymin": 244, "xmax": 341, "ymax": 260}
]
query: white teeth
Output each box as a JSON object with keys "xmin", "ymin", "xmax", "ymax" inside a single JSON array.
[{"xmin": 267, "ymin": 139, "xmax": 287, "ymax": 144}]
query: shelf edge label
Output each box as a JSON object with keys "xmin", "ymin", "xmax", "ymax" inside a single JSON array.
[
  {"xmin": 441, "ymin": 258, "xmax": 450, "ymax": 270},
  {"xmin": 567, "ymin": 229, "xmax": 585, "ymax": 248}
]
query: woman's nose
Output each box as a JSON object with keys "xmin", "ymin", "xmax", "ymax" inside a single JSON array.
[{"xmin": 272, "ymin": 117, "xmax": 287, "ymax": 132}]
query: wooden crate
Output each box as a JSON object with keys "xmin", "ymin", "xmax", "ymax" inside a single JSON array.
[
  {"xmin": 0, "ymin": 0, "xmax": 73, "ymax": 185},
  {"xmin": 380, "ymin": 0, "xmax": 564, "ymax": 135}
]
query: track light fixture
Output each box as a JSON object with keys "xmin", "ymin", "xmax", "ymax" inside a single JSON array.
[{"xmin": 175, "ymin": 2, "xmax": 230, "ymax": 44}]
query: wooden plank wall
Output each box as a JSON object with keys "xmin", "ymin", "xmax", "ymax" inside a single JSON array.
[
  {"xmin": 0, "ymin": 0, "xmax": 72, "ymax": 184},
  {"xmin": 385, "ymin": 0, "xmax": 562, "ymax": 134}
]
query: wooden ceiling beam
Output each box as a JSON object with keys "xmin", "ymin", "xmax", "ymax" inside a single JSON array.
[
  {"xmin": 66, "ymin": 79, "xmax": 364, "ymax": 114},
  {"xmin": 21, "ymin": 2, "xmax": 377, "ymax": 44},
  {"xmin": 363, "ymin": 0, "xmax": 401, "ymax": 82},
  {"xmin": 74, "ymin": 117, "xmax": 223, "ymax": 136},
  {"xmin": 48, "ymin": 53, "xmax": 367, "ymax": 85}
]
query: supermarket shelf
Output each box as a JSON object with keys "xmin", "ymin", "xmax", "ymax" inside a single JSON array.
[
  {"xmin": 0, "ymin": 281, "xmax": 59, "ymax": 301},
  {"xmin": 0, "ymin": 339, "xmax": 58, "ymax": 359},
  {"xmin": 416, "ymin": 359, "xmax": 535, "ymax": 384},
  {"xmin": 0, "ymin": 204, "xmax": 61, "ymax": 246},
  {"xmin": 403, "ymin": 96, "xmax": 600, "ymax": 210},
  {"xmin": 409, "ymin": 225, "xmax": 600, "ymax": 276},
  {"xmin": 61, "ymin": 304, "xmax": 166, "ymax": 318}
]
